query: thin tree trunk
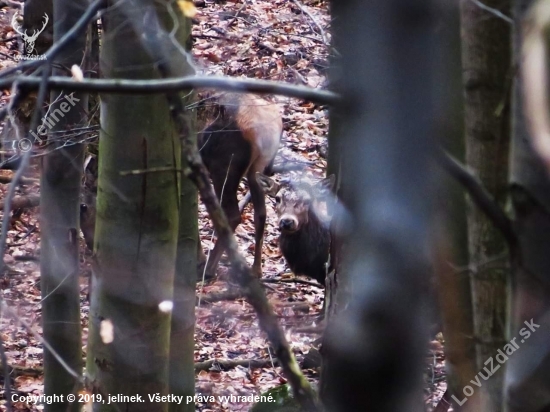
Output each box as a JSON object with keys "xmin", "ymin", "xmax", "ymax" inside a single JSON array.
[
  {"xmin": 163, "ymin": 6, "xmax": 197, "ymax": 412},
  {"xmin": 320, "ymin": 0, "xmax": 439, "ymax": 410},
  {"xmin": 40, "ymin": 1, "xmax": 88, "ymax": 411},
  {"xmin": 85, "ymin": 2, "xmax": 180, "ymax": 411},
  {"xmin": 505, "ymin": 1, "xmax": 550, "ymax": 411},
  {"xmin": 434, "ymin": 4, "xmax": 478, "ymax": 411},
  {"xmin": 460, "ymin": 1, "xmax": 512, "ymax": 410}
]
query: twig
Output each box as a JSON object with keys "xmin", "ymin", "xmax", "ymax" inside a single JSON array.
[
  {"xmin": 291, "ymin": 0, "xmax": 329, "ymax": 45},
  {"xmin": 0, "ymin": 75, "xmax": 339, "ymax": 106},
  {"xmin": 119, "ymin": 166, "xmax": 181, "ymax": 176},
  {"xmin": 469, "ymin": 0, "xmax": 513, "ymax": 25},
  {"xmin": 263, "ymin": 277, "xmax": 324, "ymax": 288},
  {"xmin": 1, "ymin": 302, "xmax": 81, "ymax": 381},
  {"xmin": 226, "ymin": 0, "xmax": 247, "ymax": 28},
  {"xmin": 432, "ymin": 389, "xmax": 451, "ymax": 412},
  {"xmin": 194, "ymin": 358, "xmax": 278, "ymax": 372},
  {"xmin": 197, "ymin": 289, "xmax": 243, "ymax": 304},
  {"xmin": 436, "ymin": 149, "xmax": 516, "ymax": 249}
]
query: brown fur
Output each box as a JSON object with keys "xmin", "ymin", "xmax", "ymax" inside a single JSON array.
[{"xmin": 198, "ymin": 93, "xmax": 282, "ymax": 278}]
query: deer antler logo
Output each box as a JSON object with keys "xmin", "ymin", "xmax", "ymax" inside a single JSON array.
[{"xmin": 11, "ymin": 12, "xmax": 49, "ymax": 55}]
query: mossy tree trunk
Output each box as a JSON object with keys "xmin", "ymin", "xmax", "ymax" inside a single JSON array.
[
  {"xmin": 162, "ymin": 6, "xmax": 198, "ymax": 412},
  {"xmin": 433, "ymin": 4, "xmax": 477, "ymax": 411},
  {"xmin": 85, "ymin": 2, "xmax": 180, "ymax": 411},
  {"xmin": 460, "ymin": 1, "xmax": 512, "ymax": 410},
  {"xmin": 39, "ymin": 1, "xmax": 88, "ymax": 412}
]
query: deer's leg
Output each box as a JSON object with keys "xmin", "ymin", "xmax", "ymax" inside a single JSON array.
[
  {"xmin": 247, "ymin": 169, "xmax": 267, "ymax": 278},
  {"xmin": 203, "ymin": 168, "xmax": 242, "ymax": 279}
]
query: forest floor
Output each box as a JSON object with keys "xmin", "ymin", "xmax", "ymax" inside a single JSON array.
[{"xmin": 0, "ymin": 1, "xmax": 447, "ymax": 411}]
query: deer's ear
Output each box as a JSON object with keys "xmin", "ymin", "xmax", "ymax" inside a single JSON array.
[{"xmin": 256, "ymin": 172, "xmax": 279, "ymax": 196}]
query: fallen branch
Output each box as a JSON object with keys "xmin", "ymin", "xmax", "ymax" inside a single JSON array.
[
  {"xmin": 194, "ymin": 358, "xmax": 277, "ymax": 372},
  {"xmin": 197, "ymin": 289, "xmax": 243, "ymax": 305},
  {"xmin": 0, "ymin": 362, "xmax": 43, "ymax": 377},
  {"xmin": 0, "ymin": 194, "xmax": 40, "ymax": 211},
  {"xmin": 0, "ymin": 174, "xmax": 38, "ymax": 185},
  {"xmin": 263, "ymin": 277, "xmax": 324, "ymax": 288},
  {"xmin": 291, "ymin": 0, "xmax": 329, "ymax": 45}
]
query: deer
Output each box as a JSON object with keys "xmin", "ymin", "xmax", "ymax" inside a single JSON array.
[
  {"xmin": 197, "ymin": 93, "xmax": 282, "ymax": 279},
  {"xmin": 11, "ymin": 12, "xmax": 49, "ymax": 55},
  {"xmin": 79, "ymin": 93, "xmax": 282, "ymax": 279},
  {"xmin": 256, "ymin": 173, "xmax": 335, "ymax": 287}
]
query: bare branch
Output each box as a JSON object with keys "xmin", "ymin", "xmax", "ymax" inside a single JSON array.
[
  {"xmin": 469, "ymin": 0, "xmax": 513, "ymax": 25},
  {"xmin": 0, "ymin": 75, "xmax": 339, "ymax": 105},
  {"xmin": 436, "ymin": 149, "xmax": 517, "ymax": 249},
  {"xmin": 291, "ymin": 0, "xmax": 329, "ymax": 45}
]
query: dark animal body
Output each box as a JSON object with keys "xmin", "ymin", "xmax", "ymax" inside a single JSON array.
[
  {"xmin": 196, "ymin": 93, "xmax": 282, "ymax": 278},
  {"xmin": 80, "ymin": 202, "xmax": 96, "ymax": 251},
  {"xmin": 257, "ymin": 174, "xmax": 334, "ymax": 286},
  {"xmin": 279, "ymin": 207, "xmax": 330, "ymax": 286},
  {"xmin": 79, "ymin": 94, "xmax": 282, "ymax": 273}
]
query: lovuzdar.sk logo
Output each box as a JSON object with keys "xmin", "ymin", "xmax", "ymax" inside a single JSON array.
[{"xmin": 11, "ymin": 12, "xmax": 48, "ymax": 60}]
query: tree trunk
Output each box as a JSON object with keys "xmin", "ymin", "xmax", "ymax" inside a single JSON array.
[
  {"xmin": 434, "ymin": 4, "xmax": 478, "ymax": 411},
  {"xmin": 40, "ymin": 1, "xmax": 88, "ymax": 411},
  {"xmin": 320, "ymin": 0, "xmax": 439, "ymax": 410},
  {"xmin": 163, "ymin": 7, "xmax": 197, "ymax": 412},
  {"xmin": 505, "ymin": 1, "xmax": 550, "ymax": 411},
  {"xmin": 460, "ymin": 1, "xmax": 512, "ymax": 411},
  {"xmin": 85, "ymin": 2, "xmax": 180, "ymax": 411}
]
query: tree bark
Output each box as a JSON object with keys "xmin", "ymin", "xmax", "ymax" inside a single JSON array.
[
  {"xmin": 40, "ymin": 1, "xmax": 88, "ymax": 411},
  {"xmin": 460, "ymin": 1, "xmax": 512, "ymax": 411},
  {"xmin": 505, "ymin": 1, "xmax": 550, "ymax": 411},
  {"xmin": 433, "ymin": 4, "xmax": 478, "ymax": 411},
  {"xmin": 85, "ymin": 2, "xmax": 180, "ymax": 411},
  {"xmin": 320, "ymin": 0, "xmax": 439, "ymax": 410},
  {"xmin": 162, "ymin": 6, "xmax": 198, "ymax": 412}
]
